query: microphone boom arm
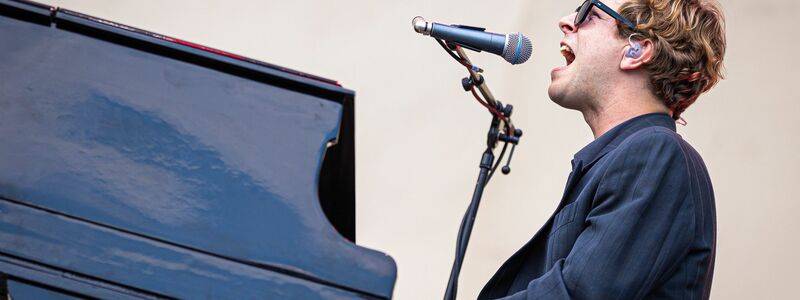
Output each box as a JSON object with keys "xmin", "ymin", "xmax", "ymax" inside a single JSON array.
[{"xmin": 453, "ymin": 47, "xmax": 516, "ymax": 135}]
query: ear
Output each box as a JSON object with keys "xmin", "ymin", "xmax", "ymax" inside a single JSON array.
[{"xmin": 620, "ymin": 39, "xmax": 654, "ymax": 71}]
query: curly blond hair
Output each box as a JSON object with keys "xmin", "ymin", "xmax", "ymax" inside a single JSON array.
[{"xmin": 617, "ymin": 0, "xmax": 726, "ymax": 120}]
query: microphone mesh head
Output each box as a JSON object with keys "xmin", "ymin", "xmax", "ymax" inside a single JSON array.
[{"xmin": 502, "ymin": 33, "xmax": 533, "ymax": 65}]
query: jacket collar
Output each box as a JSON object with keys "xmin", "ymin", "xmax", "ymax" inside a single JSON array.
[{"xmin": 572, "ymin": 112, "xmax": 676, "ymax": 171}]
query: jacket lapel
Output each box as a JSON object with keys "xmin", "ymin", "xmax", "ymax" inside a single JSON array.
[{"xmin": 478, "ymin": 160, "xmax": 585, "ymax": 299}]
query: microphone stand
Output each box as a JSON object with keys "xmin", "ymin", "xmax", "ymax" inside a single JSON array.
[{"xmin": 443, "ymin": 46, "xmax": 522, "ymax": 300}]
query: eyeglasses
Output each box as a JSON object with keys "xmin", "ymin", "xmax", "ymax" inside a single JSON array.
[{"xmin": 575, "ymin": 0, "xmax": 636, "ymax": 31}]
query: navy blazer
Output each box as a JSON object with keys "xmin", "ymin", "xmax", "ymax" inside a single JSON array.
[{"xmin": 478, "ymin": 113, "xmax": 716, "ymax": 300}]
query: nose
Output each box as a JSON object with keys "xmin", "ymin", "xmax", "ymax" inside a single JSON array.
[{"xmin": 559, "ymin": 13, "xmax": 577, "ymax": 34}]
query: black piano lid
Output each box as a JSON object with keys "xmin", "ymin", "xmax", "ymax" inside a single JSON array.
[
  {"xmin": 0, "ymin": 0, "xmax": 355, "ymax": 102},
  {"xmin": 0, "ymin": 0, "xmax": 394, "ymax": 299}
]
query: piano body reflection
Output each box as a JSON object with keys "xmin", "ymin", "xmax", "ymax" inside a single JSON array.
[{"xmin": 0, "ymin": 0, "xmax": 396, "ymax": 298}]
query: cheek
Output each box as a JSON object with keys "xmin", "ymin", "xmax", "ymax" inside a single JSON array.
[
  {"xmin": 578, "ymin": 30, "xmax": 623, "ymax": 61},
  {"xmin": 579, "ymin": 39, "xmax": 621, "ymax": 72}
]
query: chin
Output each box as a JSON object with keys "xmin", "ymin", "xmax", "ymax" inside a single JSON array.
[
  {"xmin": 548, "ymin": 85, "xmax": 582, "ymax": 110},
  {"xmin": 548, "ymin": 84, "xmax": 569, "ymax": 108}
]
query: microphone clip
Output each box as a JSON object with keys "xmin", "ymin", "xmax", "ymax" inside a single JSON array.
[{"xmin": 445, "ymin": 25, "xmax": 487, "ymax": 53}]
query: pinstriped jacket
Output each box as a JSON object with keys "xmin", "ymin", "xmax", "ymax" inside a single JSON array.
[{"xmin": 478, "ymin": 113, "xmax": 716, "ymax": 300}]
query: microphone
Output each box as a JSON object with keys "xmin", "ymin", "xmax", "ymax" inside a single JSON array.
[{"xmin": 412, "ymin": 16, "xmax": 532, "ymax": 65}]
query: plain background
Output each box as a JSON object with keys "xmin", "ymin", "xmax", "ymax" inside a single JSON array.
[{"xmin": 42, "ymin": 0, "xmax": 800, "ymax": 299}]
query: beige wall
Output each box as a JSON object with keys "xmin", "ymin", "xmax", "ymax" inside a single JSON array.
[{"xmin": 43, "ymin": 0, "xmax": 800, "ymax": 299}]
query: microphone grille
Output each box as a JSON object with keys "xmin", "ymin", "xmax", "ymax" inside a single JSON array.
[{"xmin": 502, "ymin": 33, "xmax": 533, "ymax": 65}]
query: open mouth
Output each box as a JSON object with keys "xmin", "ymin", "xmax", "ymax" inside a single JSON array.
[{"xmin": 560, "ymin": 44, "xmax": 575, "ymax": 66}]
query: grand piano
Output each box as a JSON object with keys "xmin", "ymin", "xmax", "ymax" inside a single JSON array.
[{"xmin": 0, "ymin": 0, "xmax": 396, "ymax": 298}]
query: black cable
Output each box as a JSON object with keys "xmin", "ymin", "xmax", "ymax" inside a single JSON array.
[
  {"xmin": 450, "ymin": 141, "xmax": 507, "ymax": 294},
  {"xmin": 449, "ymin": 147, "xmax": 493, "ymax": 300}
]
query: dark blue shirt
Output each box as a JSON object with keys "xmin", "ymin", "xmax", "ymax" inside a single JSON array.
[{"xmin": 478, "ymin": 113, "xmax": 716, "ymax": 299}]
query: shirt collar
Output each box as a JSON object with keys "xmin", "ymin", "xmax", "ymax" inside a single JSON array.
[{"xmin": 572, "ymin": 112, "xmax": 676, "ymax": 170}]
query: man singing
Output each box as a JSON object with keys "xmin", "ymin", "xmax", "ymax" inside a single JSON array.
[{"xmin": 478, "ymin": 0, "xmax": 725, "ymax": 299}]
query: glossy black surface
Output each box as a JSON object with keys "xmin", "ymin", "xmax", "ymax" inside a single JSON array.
[{"xmin": 0, "ymin": 1, "xmax": 395, "ymax": 298}]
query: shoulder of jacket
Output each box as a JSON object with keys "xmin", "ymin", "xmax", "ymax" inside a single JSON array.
[{"xmin": 621, "ymin": 126, "xmax": 685, "ymax": 151}]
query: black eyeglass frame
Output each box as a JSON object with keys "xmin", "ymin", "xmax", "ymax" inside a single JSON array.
[{"xmin": 575, "ymin": 0, "xmax": 636, "ymax": 31}]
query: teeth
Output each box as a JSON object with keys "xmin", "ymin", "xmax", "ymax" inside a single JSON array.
[{"xmin": 560, "ymin": 44, "xmax": 575, "ymax": 65}]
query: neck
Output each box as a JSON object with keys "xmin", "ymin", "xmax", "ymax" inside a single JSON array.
[{"xmin": 581, "ymin": 89, "xmax": 671, "ymax": 139}]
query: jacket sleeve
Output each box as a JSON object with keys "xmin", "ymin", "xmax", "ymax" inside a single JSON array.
[{"xmin": 500, "ymin": 129, "xmax": 696, "ymax": 300}]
